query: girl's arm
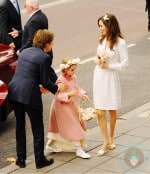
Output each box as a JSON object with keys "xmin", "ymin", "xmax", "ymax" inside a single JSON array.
[{"xmin": 74, "ymin": 76, "xmax": 88, "ymax": 99}]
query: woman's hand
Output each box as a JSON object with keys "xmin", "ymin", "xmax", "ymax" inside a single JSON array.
[{"xmin": 99, "ymin": 61, "xmax": 108, "ymax": 69}]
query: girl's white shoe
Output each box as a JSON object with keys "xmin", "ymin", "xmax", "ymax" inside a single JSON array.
[{"xmin": 76, "ymin": 149, "xmax": 90, "ymax": 159}]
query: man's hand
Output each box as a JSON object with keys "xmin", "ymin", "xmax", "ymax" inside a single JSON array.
[
  {"xmin": 57, "ymin": 83, "xmax": 67, "ymax": 92},
  {"xmin": 16, "ymin": 50, "xmax": 20, "ymax": 56},
  {"xmin": 9, "ymin": 42, "xmax": 15, "ymax": 49},
  {"xmin": 8, "ymin": 28, "xmax": 19, "ymax": 38},
  {"xmin": 39, "ymin": 85, "xmax": 49, "ymax": 94}
]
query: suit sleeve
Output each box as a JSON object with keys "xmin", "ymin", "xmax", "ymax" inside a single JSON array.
[
  {"xmin": 145, "ymin": 0, "xmax": 148, "ymax": 11},
  {"xmin": 0, "ymin": 6, "xmax": 13, "ymax": 45},
  {"xmin": 20, "ymin": 20, "xmax": 42, "ymax": 51},
  {"xmin": 40, "ymin": 57, "xmax": 58, "ymax": 94}
]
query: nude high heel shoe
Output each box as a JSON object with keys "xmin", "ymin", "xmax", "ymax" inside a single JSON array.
[
  {"xmin": 109, "ymin": 143, "xmax": 116, "ymax": 150},
  {"xmin": 109, "ymin": 137, "xmax": 116, "ymax": 150},
  {"xmin": 97, "ymin": 144, "xmax": 109, "ymax": 156}
]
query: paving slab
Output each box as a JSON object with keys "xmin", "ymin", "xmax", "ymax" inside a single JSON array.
[
  {"xmin": 46, "ymin": 162, "xmax": 92, "ymax": 174},
  {"xmin": 114, "ymin": 134, "xmax": 146, "ymax": 147},
  {"xmin": 96, "ymin": 157, "xmax": 129, "ymax": 173},
  {"xmin": 0, "ymin": 102, "xmax": 150, "ymax": 174},
  {"xmin": 126, "ymin": 126, "xmax": 150, "ymax": 138},
  {"xmin": 70, "ymin": 152, "xmax": 112, "ymax": 168}
]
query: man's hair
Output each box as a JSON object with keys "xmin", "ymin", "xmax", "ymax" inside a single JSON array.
[
  {"xmin": 33, "ymin": 29, "xmax": 54, "ymax": 48},
  {"xmin": 26, "ymin": 0, "xmax": 39, "ymax": 8}
]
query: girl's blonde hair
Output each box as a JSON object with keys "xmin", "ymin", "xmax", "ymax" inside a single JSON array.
[{"xmin": 60, "ymin": 57, "xmax": 80, "ymax": 74}]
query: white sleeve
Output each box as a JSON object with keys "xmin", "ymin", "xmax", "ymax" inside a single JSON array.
[{"xmin": 109, "ymin": 40, "xmax": 129, "ymax": 71}]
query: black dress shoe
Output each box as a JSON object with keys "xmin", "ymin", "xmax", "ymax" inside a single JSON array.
[
  {"xmin": 36, "ymin": 158, "xmax": 54, "ymax": 169},
  {"xmin": 16, "ymin": 158, "xmax": 26, "ymax": 168}
]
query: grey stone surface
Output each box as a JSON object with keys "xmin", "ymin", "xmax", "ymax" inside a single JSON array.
[{"xmin": 1, "ymin": 102, "xmax": 150, "ymax": 174}]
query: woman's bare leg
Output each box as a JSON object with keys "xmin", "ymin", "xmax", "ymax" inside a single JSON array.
[
  {"xmin": 108, "ymin": 110, "xmax": 117, "ymax": 148},
  {"xmin": 97, "ymin": 110, "xmax": 109, "ymax": 147}
]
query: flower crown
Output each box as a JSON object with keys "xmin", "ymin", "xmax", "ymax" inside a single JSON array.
[
  {"xmin": 59, "ymin": 57, "xmax": 80, "ymax": 70},
  {"xmin": 103, "ymin": 14, "xmax": 109, "ymax": 21}
]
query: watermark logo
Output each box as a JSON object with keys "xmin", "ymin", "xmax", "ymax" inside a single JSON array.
[
  {"xmin": 124, "ymin": 147, "xmax": 144, "ymax": 168},
  {"xmin": 120, "ymin": 145, "xmax": 150, "ymax": 173}
]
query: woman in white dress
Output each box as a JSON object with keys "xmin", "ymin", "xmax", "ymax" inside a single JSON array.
[{"xmin": 93, "ymin": 13, "xmax": 129, "ymax": 156}]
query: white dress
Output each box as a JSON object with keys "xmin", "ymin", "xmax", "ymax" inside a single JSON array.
[{"xmin": 93, "ymin": 37, "xmax": 129, "ymax": 110}]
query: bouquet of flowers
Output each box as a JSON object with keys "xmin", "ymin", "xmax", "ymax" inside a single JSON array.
[
  {"xmin": 78, "ymin": 107, "xmax": 98, "ymax": 121},
  {"xmin": 97, "ymin": 50, "xmax": 107, "ymax": 62},
  {"xmin": 78, "ymin": 99, "xmax": 98, "ymax": 121}
]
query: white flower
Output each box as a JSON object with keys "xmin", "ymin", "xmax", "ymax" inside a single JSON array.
[
  {"xmin": 103, "ymin": 14, "xmax": 109, "ymax": 21},
  {"xmin": 59, "ymin": 64, "xmax": 69, "ymax": 70},
  {"xmin": 72, "ymin": 57, "xmax": 80, "ymax": 64},
  {"xmin": 59, "ymin": 58, "xmax": 81, "ymax": 70}
]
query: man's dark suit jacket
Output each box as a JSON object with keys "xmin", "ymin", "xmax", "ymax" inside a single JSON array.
[
  {"xmin": 20, "ymin": 10, "xmax": 48, "ymax": 52},
  {"xmin": 145, "ymin": 0, "xmax": 150, "ymax": 11},
  {"xmin": 0, "ymin": 0, "xmax": 22, "ymax": 50},
  {"xmin": 8, "ymin": 47, "xmax": 58, "ymax": 111}
]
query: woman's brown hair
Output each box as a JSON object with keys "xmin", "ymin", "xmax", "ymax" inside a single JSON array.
[{"xmin": 97, "ymin": 13, "xmax": 123, "ymax": 50}]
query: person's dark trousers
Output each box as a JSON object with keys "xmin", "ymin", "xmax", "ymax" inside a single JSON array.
[
  {"xmin": 25, "ymin": 105, "xmax": 45, "ymax": 165},
  {"xmin": 13, "ymin": 101, "xmax": 26, "ymax": 160},
  {"xmin": 148, "ymin": 8, "xmax": 150, "ymax": 30},
  {"xmin": 13, "ymin": 101, "xmax": 45, "ymax": 165}
]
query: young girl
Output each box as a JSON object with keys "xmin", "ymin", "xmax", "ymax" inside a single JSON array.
[{"xmin": 45, "ymin": 57, "xmax": 90, "ymax": 159}]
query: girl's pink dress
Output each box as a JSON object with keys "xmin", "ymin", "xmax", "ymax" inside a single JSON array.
[{"xmin": 45, "ymin": 74, "xmax": 87, "ymax": 152}]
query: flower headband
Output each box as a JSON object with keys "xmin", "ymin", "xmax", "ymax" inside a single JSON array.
[
  {"xmin": 59, "ymin": 58, "xmax": 80, "ymax": 70},
  {"xmin": 103, "ymin": 14, "xmax": 109, "ymax": 21}
]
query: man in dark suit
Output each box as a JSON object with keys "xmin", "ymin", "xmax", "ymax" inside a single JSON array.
[
  {"xmin": 145, "ymin": 0, "xmax": 150, "ymax": 31},
  {"xmin": 17, "ymin": 0, "xmax": 49, "ymax": 54},
  {"xmin": 8, "ymin": 29, "xmax": 67, "ymax": 169},
  {"xmin": 0, "ymin": 0, "xmax": 22, "ymax": 51}
]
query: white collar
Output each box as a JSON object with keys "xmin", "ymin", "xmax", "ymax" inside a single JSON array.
[
  {"xmin": 29, "ymin": 9, "xmax": 40, "ymax": 19},
  {"xmin": 10, "ymin": 0, "xmax": 17, "ymax": 4}
]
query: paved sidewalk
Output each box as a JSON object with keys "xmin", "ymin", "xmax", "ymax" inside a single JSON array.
[{"xmin": 0, "ymin": 102, "xmax": 150, "ymax": 174}]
